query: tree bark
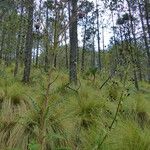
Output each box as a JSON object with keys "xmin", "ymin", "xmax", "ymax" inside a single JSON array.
[
  {"xmin": 111, "ymin": 10, "xmax": 119, "ymax": 75},
  {"xmin": 35, "ymin": 0, "xmax": 42, "ymax": 67},
  {"xmin": 144, "ymin": 0, "xmax": 150, "ymax": 40},
  {"xmin": 35, "ymin": 29, "xmax": 40, "ymax": 67},
  {"xmin": 81, "ymin": 16, "xmax": 87, "ymax": 73},
  {"xmin": 127, "ymin": 23, "xmax": 139, "ymax": 90},
  {"xmin": 64, "ymin": 30, "xmax": 68, "ymax": 69},
  {"xmin": 96, "ymin": 0, "xmax": 101, "ymax": 71},
  {"xmin": 69, "ymin": 0, "xmax": 78, "ymax": 84},
  {"xmin": 22, "ymin": 0, "xmax": 34, "ymax": 83},
  {"xmin": 81, "ymin": 25, "xmax": 86, "ymax": 73},
  {"xmin": 44, "ymin": 7, "xmax": 49, "ymax": 72},
  {"xmin": 127, "ymin": 0, "xmax": 142, "ymax": 81},
  {"xmin": 91, "ymin": 35, "xmax": 96, "ymax": 68},
  {"xmin": 138, "ymin": 0, "xmax": 150, "ymax": 83},
  {"xmin": 0, "ymin": 27, "xmax": 5, "ymax": 62},
  {"xmin": 14, "ymin": 1, "xmax": 24, "ymax": 77}
]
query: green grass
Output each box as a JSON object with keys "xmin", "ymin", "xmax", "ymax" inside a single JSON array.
[{"xmin": 0, "ymin": 67, "xmax": 150, "ymax": 150}]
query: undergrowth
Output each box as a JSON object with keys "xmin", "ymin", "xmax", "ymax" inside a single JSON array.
[{"xmin": 0, "ymin": 67, "xmax": 150, "ymax": 150}]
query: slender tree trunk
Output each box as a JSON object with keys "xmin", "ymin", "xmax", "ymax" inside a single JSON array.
[
  {"xmin": 35, "ymin": 0, "xmax": 42, "ymax": 68},
  {"xmin": 127, "ymin": 0, "xmax": 142, "ymax": 81},
  {"xmin": 66, "ymin": 0, "xmax": 71, "ymax": 70},
  {"xmin": 35, "ymin": 35, "xmax": 39, "ymax": 67},
  {"xmin": 144, "ymin": 0, "xmax": 150, "ymax": 40},
  {"xmin": 102, "ymin": 26, "xmax": 105, "ymax": 52},
  {"xmin": 138, "ymin": 0, "xmax": 150, "ymax": 83},
  {"xmin": 0, "ymin": 28, "xmax": 5, "ymax": 62},
  {"xmin": 44, "ymin": 7, "xmax": 49, "ymax": 72},
  {"xmin": 20, "ymin": 23, "xmax": 26, "ymax": 67},
  {"xmin": 91, "ymin": 35, "xmax": 96, "ymax": 68},
  {"xmin": 14, "ymin": 1, "xmax": 23, "ymax": 77},
  {"xmin": 54, "ymin": 54, "xmax": 57, "ymax": 68},
  {"xmin": 111, "ymin": 10, "xmax": 119, "ymax": 74},
  {"xmin": 53, "ymin": 0, "xmax": 59, "ymax": 68},
  {"xmin": 69, "ymin": 0, "xmax": 78, "ymax": 84},
  {"xmin": 32, "ymin": 48, "xmax": 35, "ymax": 64},
  {"xmin": 22, "ymin": 0, "xmax": 34, "ymax": 83},
  {"xmin": 35, "ymin": 29, "xmax": 39, "ymax": 67},
  {"xmin": 81, "ymin": 17, "xmax": 87, "ymax": 73},
  {"xmin": 118, "ymin": 25, "xmax": 125, "ymax": 80},
  {"xmin": 91, "ymin": 22, "xmax": 96, "ymax": 69},
  {"xmin": 96, "ymin": 0, "xmax": 101, "ymax": 71},
  {"xmin": 127, "ymin": 24, "xmax": 139, "ymax": 90},
  {"xmin": 5, "ymin": 34, "xmax": 11, "ymax": 66},
  {"xmin": 81, "ymin": 25, "xmax": 86, "ymax": 73},
  {"xmin": 119, "ymin": 26, "xmax": 124, "ymax": 63},
  {"xmin": 64, "ymin": 30, "xmax": 68, "ymax": 69},
  {"xmin": 102, "ymin": 26, "xmax": 105, "ymax": 68}
]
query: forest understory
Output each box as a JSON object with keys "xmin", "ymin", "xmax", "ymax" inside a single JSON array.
[{"xmin": 0, "ymin": 66, "xmax": 150, "ymax": 150}]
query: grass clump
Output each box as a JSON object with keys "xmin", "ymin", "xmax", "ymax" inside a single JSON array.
[
  {"xmin": 0, "ymin": 69, "xmax": 150, "ymax": 150},
  {"xmin": 108, "ymin": 120, "xmax": 150, "ymax": 150}
]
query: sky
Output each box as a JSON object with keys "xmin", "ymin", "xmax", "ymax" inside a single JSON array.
[{"xmin": 35, "ymin": 0, "xmax": 114, "ymax": 50}]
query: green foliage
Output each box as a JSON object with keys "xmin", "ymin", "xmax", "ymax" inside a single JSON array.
[
  {"xmin": 0, "ymin": 69, "xmax": 150, "ymax": 150},
  {"xmin": 28, "ymin": 140, "xmax": 40, "ymax": 150},
  {"xmin": 89, "ymin": 67, "xmax": 98, "ymax": 76},
  {"xmin": 84, "ymin": 67, "xmax": 98, "ymax": 82},
  {"xmin": 108, "ymin": 81, "xmax": 120, "ymax": 101},
  {"xmin": 0, "ymin": 0, "xmax": 15, "ymax": 11},
  {"xmin": 108, "ymin": 120, "xmax": 150, "ymax": 150}
]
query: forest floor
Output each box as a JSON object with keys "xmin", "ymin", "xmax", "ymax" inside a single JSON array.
[{"xmin": 0, "ymin": 66, "xmax": 150, "ymax": 150}]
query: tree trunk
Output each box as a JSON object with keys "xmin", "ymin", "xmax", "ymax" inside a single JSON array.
[
  {"xmin": 91, "ymin": 35, "xmax": 96, "ymax": 68},
  {"xmin": 35, "ymin": 29, "xmax": 40, "ymax": 67},
  {"xmin": 111, "ymin": 10, "xmax": 119, "ymax": 74},
  {"xmin": 14, "ymin": 1, "xmax": 23, "ymax": 77},
  {"xmin": 44, "ymin": 7, "xmax": 49, "ymax": 72},
  {"xmin": 54, "ymin": 54, "xmax": 57, "ymax": 68},
  {"xmin": 69, "ymin": 0, "xmax": 78, "ymax": 84},
  {"xmin": 53, "ymin": 0, "xmax": 58, "ymax": 68},
  {"xmin": 144, "ymin": 0, "xmax": 150, "ymax": 40},
  {"xmin": 127, "ymin": 23, "xmax": 139, "ymax": 90},
  {"xmin": 5, "ymin": 34, "xmax": 11, "ymax": 66},
  {"xmin": 118, "ymin": 25, "xmax": 125, "ymax": 80},
  {"xmin": 0, "ymin": 27, "xmax": 5, "ymax": 62},
  {"xmin": 22, "ymin": 0, "xmax": 34, "ymax": 83},
  {"xmin": 96, "ymin": 0, "xmax": 101, "ymax": 71},
  {"xmin": 81, "ymin": 16, "xmax": 88, "ymax": 73},
  {"xmin": 127, "ymin": 0, "xmax": 142, "ymax": 81},
  {"xmin": 64, "ymin": 30, "xmax": 68, "ymax": 69},
  {"xmin": 81, "ymin": 25, "xmax": 86, "ymax": 73},
  {"xmin": 20, "ymin": 27, "xmax": 26, "ymax": 66},
  {"xmin": 102, "ymin": 26, "xmax": 105, "ymax": 68},
  {"xmin": 138, "ymin": 0, "xmax": 150, "ymax": 83}
]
